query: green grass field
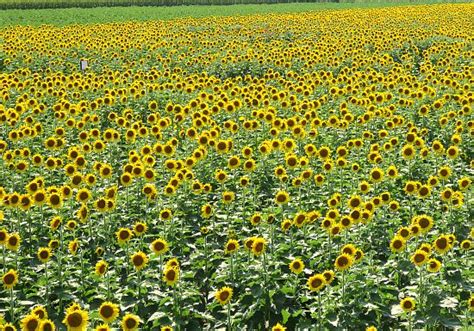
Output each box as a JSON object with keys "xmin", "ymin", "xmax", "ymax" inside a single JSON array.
[{"xmin": 0, "ymin": 1, "xmax": 467, "ymax": 27}]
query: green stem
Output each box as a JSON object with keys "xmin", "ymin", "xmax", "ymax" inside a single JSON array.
[
  {"xmin": 9, "ymin": 288, "xmax": 14, "ymax": 323},
  {"xmin": 45, "ymin": 263, "xmax": 49, "ymax": 307},
  {"xmin": 227, "ymin": 301, "xmax": 232, "ymax": 331},
  {"xmin": 230, "ymin": 254, "xmax": 234, "ymax": 286},
  {"xmin": 318, "ymin": 291, "xmax": 322, "ymax": 331}
]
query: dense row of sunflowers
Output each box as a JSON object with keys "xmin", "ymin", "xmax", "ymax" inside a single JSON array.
[{"xmin": 0, "ymin": 3, "xmax": 473, "ymax": 330}]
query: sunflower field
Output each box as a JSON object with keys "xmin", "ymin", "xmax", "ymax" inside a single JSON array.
[{"xmin": 0, "ymin": 3, "xmax": 473, "ymax": 331}]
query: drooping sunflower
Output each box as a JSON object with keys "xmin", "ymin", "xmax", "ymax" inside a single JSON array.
[
  {"xmin": 400, "ymin": 297, "xmax": 416, "ymax": 312},
  {"xmin": 121, "ymin": 313, "xmax": 140, "ymax": 331},
  {"xmin": 289, "ymin": 258, "xmax": 305, "ymax": 275},
  {"xmin": 62, "ymin": 308, "xmax": 88, "ymax": 331},
  {"xmin": 307, "ymin": 274, "xmax": 326, "ymax": 291},
  {"xmin": 94, "ymin": 260, "xmax": 108, "ymax": 277},
  {"xmin": 98, "ymin": 301, "xmax": 119, "ymax": 323},
  {"xmin": 215, "ymin": 286, "xmax": 233, "ymax": 305}
]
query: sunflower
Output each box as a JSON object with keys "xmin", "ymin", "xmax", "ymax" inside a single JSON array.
[
  {"xmin": 0, "ymin": 228, "xmax": 8, "ymax": 245},
  {"xmin": 3, "ymin": 323, "xmax": 17, "ymax": 331},
  {"xmin": 94, "ymin": 260, "xmax": 108, "ymax": 277},
  {"xmin": 98, "ymin": 301, "xmax": 119, "ymax": 323},
  {"xmin": 160, "ymin": 326, "xmax": 173, "ymax": 331},
  {"xmin": 307, "ymin": 274, "xmax": 326, "ymax": 291},
  {"xmin": 416, "ymin": 215, "xmax": 433, "ymax": 234},
  {"xmin": 116, "ymin": 228, "xmax": 133, "ymax": 245},
  {"xmin": 63, "ymin": 309, "xmax": 88, "ymax": 331},
  {"xmin": 369, "ymin": 167, "xmax": 384, "ymax": 183},
  {"xmin": 438, "ymin": 166, "xmax": 452, "ymax": 180},
  {"xmin": 150, "ymin": 238, "xmax": 169, "ymax": 255},
  {"xmin": 68, "ymin": 240, "xmax": 79, "ymax": 255},
  {"xmin": 446, "ymin": 146, "xmax": 459, "ymax": 159},
  {"xmin": 31, "ymin": 305, "xmax": 48, "ymax": 319},
  {"xmin": 322, "ymin": 270, "xmax": 335, "ymax": 284},
  {"xmin": 6, "ymin": 233, "xmax": 21, "ymax": 251},
  {"xmin": 251, "ymin": 237, "xmax": 266, "ymax": 256},
  {"xmin": 460, "ymin": 240, "xmax": 471, "ymax": 251},
  {"xmin": 94, "ymin": 324, "xmax": 111, "ymax": 331},
  {"xmin": 341, "ymin": 244, "xmax": 356, "ymax": 256},
  {"xmin": 215, "ymin": 286, "xmax": 233, "ymax": 305},
  {"xmin": 165, "ymin": 258, "xmax": 179, "ymax": 270},
  {"xmin": 160, "ymin": 209, "xmax": 173, "ymax": 221},
  {"xmin": 334, "ymin": 254, "xmax": 353, "ymax": 271},
  {"xmin": 39, "ymin": 319, "xmax": 56, "ymax": 331},
  {"xmin": 281, "ymin": 219, "xmax": 292, "ymax": 232},
  {"xmin": 400, "ymin": 297, "xmax": 416, "ymax": 312},
  {"xmin": 274, "ymin": 190, "xmax": 290, "ymax": 205},
  {"xmin": 410, "ymin": 249, "xmax": 429, "ymax": 267},
  {"xmin": 222, "ymin": 191, "xmax": 235, "ymax": 204},
  {"xmin": 433, "ymin": 235, "xmax": 452, "ymax": 254},
  {"xmin": 289, "ymin": 258, "xmax": 305, "ymax": 275},
  {"xmin": 201, "ymin": 204, "xmax": 213, "ymax": 218},
  {"xmin": 131, "ymin": 251, "xmax": 149, "ymax": 271},
  {"xmin": 272, "ymin": 323, "xmax": 287, "ymax": 331},
  {"xmin": 2, "ymin": 269, "xmax": 19, "ymax": 289},
  {"xmin": 121, "ymin": 313, "xmax": 140, "ymax": 331},
  {"xmin": 427, "ymin": 258, "xmax": 442, "ymax": 273},
  {"xmin": 37, "ymin": 247, "xmax": 52, "ymax": 263},
  {"xmin": 458, "ymin": 177, "xmax": 472, "ymax": 191},
  {"xmin": 468, "ymin": 295, "xmax": 474, "ymax": 312},
  {"xmin": 21, "ymin": 314, "xmax": 41, "ymax": 331},
  {"xmin": 225, "ymin": 239, "xmax": 239, "ymax": 254},
  {"xmin": 163, "ymin": 267, "xmax": 179, "ymax": 287},
  {"xmin": 401, "ymin": 144, "xmax": 416, "ymax": 160}
]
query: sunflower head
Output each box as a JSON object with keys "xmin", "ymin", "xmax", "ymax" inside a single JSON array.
[
  {"xmin": 63, "ymin": 308, "xmax": 89, "ymax": 331},
  {"xmin": 21, "ymin": 313, "xmax": 41, "ymax": 331},
  {"xmin": 215, "ymin": 286, "xmax": 233, "ymax": 305},
  {"xmin": 98, "ymin": 301, "xmax": 119, "ymax": 323},
  {"xmin": 334, "ymin": 254, "xmax": 354, "ymax": 271},
  {"xmin": 2, "ymin": 269, "xmax": 19, "ymax": 289},
  {"xmin": 400, "ymin": 297, "xmax": 416, "ymax": 312},
  {"xmin": 307, "ymin": 274, "xmax": 326, "ymax": 292},
  {"xmin": 121, "ymin": 313, "xmax": 140, "ymax": 331},
  {"xmin": 289, "ymin": 258, "xmax": 305, "ymax": 275}
]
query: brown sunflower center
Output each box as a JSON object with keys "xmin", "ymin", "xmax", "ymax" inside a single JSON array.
[{"xmin": 67, "ymin": 312, "xmax": 83, "ymax": 327}]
